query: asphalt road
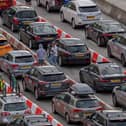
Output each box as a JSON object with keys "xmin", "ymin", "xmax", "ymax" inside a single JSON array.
[{"xmin": 0, "ymin": 0, "xmax": 125, "ymax": 125}]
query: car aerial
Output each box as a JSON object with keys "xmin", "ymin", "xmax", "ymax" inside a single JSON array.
[
  {"xmin": 55, "ymin": 38, "xmax": 91, "ymax": 66},
  {"xmin": 85, "ymin": 20, "xmax": 126, "ymax": 46},
  {"xmin": 60, "ymin": 0, "xmax": 101, "ymax": 29},
  {"xmin": 1, "ymin": 5, "xmax": 39, "ymax": 32},
  {"xmin": 107, "ymin": 34, "xmax": 126, "ymax": 66},
  {"xmin": 112, "ymin": 84, "xmax": 126, "ymax": 107},
  {"xmin": 22, "ymin": 65, "xmax": 75, "ymax": 100},
  {"xmin": 0, "ymin": 93, "xmax": 31, "ymax": 125},
  {"xmin": 0, "ymin": 34, "xmax": 13, "ymax": 57},
  {"xmin": 82, "ymin": 110, "xmax": 126, "ymax": 126},
  {"xmin": 79, "ymin": 62, "xmax": 126, "ymax": 92},
  {"xmin": 0, "ymin": 50, "xmax": 37, "ymax": 77},
  {"xmin": 19, "ymin": 22, "xmax": 58, "ymax": 49},
  {"xmin": 52, "ymin": 83, "xmax": 104, "ymax": 124},
  {"xmin": 8, "ymin": 114, "xmax": 52, "ymax": 126}
]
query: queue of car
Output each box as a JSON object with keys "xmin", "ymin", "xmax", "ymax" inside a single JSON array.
[{"xmin": 1, "ymin": 0, "xmax": 126, "ymax": 125}]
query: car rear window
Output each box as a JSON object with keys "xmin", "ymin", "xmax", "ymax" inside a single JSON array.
[
  {"xmin": 67, "ymin": 45, "xmax": 88, "ymax": 53},
  {"xmin": 0, "ymin": 40, "xmax": 8, "ymax": 46},
  {"xmin": 109, "ymin": 120, "xmax": 126, "ymax": 126},
  {"xmin": 42, "ymin": 73, "xmax": 66, "ymax": 81},
  {"xmin": 16, "ymin": 11, "xmax": 37, "ymax": 18},
  {"xmin": 76, "ymin": 99, "xmax": 99, "ymax": 108},
  {"xmin": 15, "ymin": 55, "xmax": 34, "ymax": 63},
  {"xmin": 79, "ymin": 6, "xmax": 99, "ymax": 12},
  {"xmin": 4, "ymin": 102, "xmax": 27, "ymax": 111}
]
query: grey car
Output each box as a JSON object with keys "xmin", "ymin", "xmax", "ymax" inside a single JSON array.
[
  {"xmin": 107, "ymin": 34, "xmax": 126, "ymax": 66},
  {"xmin": 0, "ymin": 50, "xmax": 36, "ymax": 77},
  {"xmin": 112, "ymin": 84, "xmax": 126, "ymax": 107}
]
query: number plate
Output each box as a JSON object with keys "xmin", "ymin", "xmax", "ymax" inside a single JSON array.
[
  {"xmin": 22, "ymin": 66, "xmax": 31, "ymax": 69},
  {"xmin": 44, "ymin": 37, "xmax": 54, "ymax": 40},
  {"xmin": 111, "ymin": 79, "xmax": 120, "ymax": 83},
  {"xmin": 13, "ymin": 115, "xmax": 22, "ymax": 119},
  {"xmin": 84, "ymin": 112, "xmax": 92, "ymax": 117},
  {"xmin": 51, "ymin": 83, "xmax": 61, "ymax": 88},
  {"xmin": 75, "ymin": 53, "xmax": 84, "ymax": 57},
  {"xmin": 87, "ymin": 16, "xmax": 95, "ymax": 20},
  {"xmin": 23, "ymin": 21, "xmax": 32, "ymax": 25}
]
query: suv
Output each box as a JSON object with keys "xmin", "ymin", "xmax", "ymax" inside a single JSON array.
[
  {"xmin": 56, "ymin": 38, "xmax": 91, "ymax": 66},
  {"xmin": 107, "ymin": 34, "xmax": 126, "ymax": 66},
  {"xmin": 36, "ymin": 0, "xmax": 65, "ymax": 12},
  {"xmin": 82, "ymin": 110, "xmax": 126, "ymax": 126},
  {"xmin": 60, "ymin": 0, "xmax": 101, "ymax": 29},
  {"xmin": 0, "ymin": 93, "xmax": 31, "ymax": 124},
  {"xmin": 52, "ymin": 83, "xmax": 104, "ymax": 124},
  {"xmin": 2, "ymin": 5, "xmax": 39, "ymax": 32}
]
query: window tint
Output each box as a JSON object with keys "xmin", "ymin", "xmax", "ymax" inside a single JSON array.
[
  {"xmin": 79, "ymin": 6, "xmax": 99, "ymax": 12},
  {"xmin": 56, "ymin": 94, "xmax": 66, "ymax": 100},
  {"xmin": 4, "ymin": 102, "xmax": 27, "ymax": 111},
  {"xmin": 119, "ymin": 37, "xmax": 126, "ymax": 46},
  {"xmin": 109, "ymin": 120, "xmax": 126, "ymax": 126},
  {"xmin": 15, "ymin": 56, "xmax": 34, "ymax": 63},
  {"xmin": 95, "ymin": 114, "xmax": 105, "ymax": 125},
  {"xmin": 120, "ymin": 85, "xmax": 126, "ymax": 92},
  {"xmin": 8, "ymin": 8, "xmax": 16, "ymax": 15},
  {"xmin": 0, "ymin": 40, "xmax": 8, "ymax": 46},
  {"xmin": 64, "ymin": 94, "xmax": 71, "ymax": 103},
  {"xmin": 6, "ymin": 54, "xmax": 13, "ymax": 61},
  {"xmin": 33, "ymin": 70, "xmax": 40, "ymax": 78},
  {"xmin": 70, "ymin": 3, "xmax": 76, "ymax": 11}
]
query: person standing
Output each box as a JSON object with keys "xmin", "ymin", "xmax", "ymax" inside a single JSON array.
[
  {"xmin": 25, "ymin": 0, "xmax": 32, "ymax": 6},
  {"xmin": 36, "ymin": 44, "xmax": 46, "ymax": 65}
]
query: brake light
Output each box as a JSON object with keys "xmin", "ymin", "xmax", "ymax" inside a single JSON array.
[
  {"xmin": 39, "ymin": 81, "xmax": 48, "ymax": 84},
  {"xmin": 13, "ymin": 17, "xmax": 19, "ymax": 25},
  {"xmin": 11, "ymin": 64, "xmax": 19, "ymax": 69},
  {"xmin": 34, "ymin": 36, "xmax": 41, "ymax": 41},
  {"xmin": 1, "ymin": 112, "xmax": 11, "ymax": 116},
  {"xmin": 99, "ymin": 78, "xmax": 110, "ymax": 82},
  {"xmin": 102, "ymin": 33, "xmax": 112, "ymax": 37},
  {"xmin": 36, "ymin": 16, "xmax": 41, "ymax": 22},
  {"xmin": 33, "ymin": 60, "xmax": 38, "ymax": 66},
  {"xmin": 72, "ymin": 109, "xmax": 82, "ymax": 113},
  {"xmin": 64, "ymin": 52, "xmax": 71, "ymax": 56},
  {"xmin": 96, "ymin": 107, "xmax": 104, "ymax": 111},
  {"xmin": 24, "ymin": 109, "xmax": 31, "ymax": 114}
]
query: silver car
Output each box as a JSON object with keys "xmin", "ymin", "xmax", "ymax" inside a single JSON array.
[
  {"xmin": 60, "ymin": 0, "xmax": 101, "ymax": 29},
  {"xmin": 0, "ymin": 50, "xmax": 36, "ymax": 76}
]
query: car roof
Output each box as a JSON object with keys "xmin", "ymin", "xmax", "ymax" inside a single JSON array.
[
  {"xmin": 73, "ymin": 0, "xmax": 96, "ymax": 7},
  {"xmin": 60, "ymin": 38, "xmax": 85, "ymax": 46},
  {"xmin": 11, "ymin": 5, "xmax": 35, "ymax": 11},
  {"xmin": 30, "ymin": 22, "xmax": 51, "ymax": 26},
  {"xmin": 35, "ymin": 65, "xmax": 64, "ymax": 75},
  {"xmin": 97, "ymin": 20, "xmax": 122, "ymax": 25},
  {"xmin": 8, "ymin": 50, "xmax": 32, "ymax": 57}
]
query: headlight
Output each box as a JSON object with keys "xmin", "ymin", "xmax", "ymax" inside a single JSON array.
[{"xmin": 74, "ymin": 114, "xmax": 80, "ymax": 118}]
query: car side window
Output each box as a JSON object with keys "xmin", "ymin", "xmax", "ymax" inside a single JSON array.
[
  {"xmin": 120, "ymin": 85, "xmax": 126, "ymax": 92},
  {"xmin": 70, "ymin": 3, "xmax": 76, "ymax": 11},
  {"xmin": 95, "ymin": 114, "xmax": 105, "ymax": 125},
  {"xmin": 64, "ymin": 94, "xmax": 71, "ymax": 103},
  {"xmin": 5, "ymin": 54, "xmax": 13, "ymax": 61},
  {"xmin": 119, "ymin": 37, "xmax": 126, "ymax": 46},
  {"xmin": 33, "ymin": 70, "xmax": 40, "ymax": 78},
  {"xmin": 8, "ymin": 8, "xmax": 16, "ymax": 16},
  {"xmin": 56, "ymin": 94, "xmax": 66, "ymax": 100}
]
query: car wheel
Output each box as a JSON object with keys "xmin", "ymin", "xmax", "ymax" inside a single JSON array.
[
  {"xmin": 52, "ymin": 103, "xmax": 57, "ymax": 114},
  {"xmin": 97, "ymin": 37, "xmax": 102, "ymax": 46},
  {"xmin": 60, "ymin": 13, "xmax": 65, "ymax": 22},
  {"xmin": 58, "ymin": 56, "xmax": 64, "ymax": 66},
  {"xmin": 28, "ymin": 40, "xmax": 33, "ymax": 49},
  {"xmin": 46, "ymin": 3, "xmax": 50, "ymax": 12},
  {"xmin": 121, "ymin": 54, "xmax": 126, "ymax": 66},
  {"xmin": 112, "ymin": 94, "xmax": 119, "ymax": 107},
  {"xmin": 11, "ymin": 23, "xmax": 16, "ymax": 32},
  {"xmin": 65, "ymin": 113, "xmax": 71, "ymax": 124},
  {"xmin": 36, "ymin": 0, "xmax": 41, "ymax": 6},
  {"xmin": 34, "ymin": 88, "xmax": 40, "ymax": 100},
  {"xmin": 18, "ymin": 32, "xmax": 22, "ymax": 41},
  {"xmin": 71, "ymin": 19, "xmax": 76, "ymax": 29},
  {"xmin": 22, "ymin": 79, "xmax": 28, "ymax": 91},
  {"xmin": 107, "ymin": 46, "xmax": 113, "ymax": 58}
]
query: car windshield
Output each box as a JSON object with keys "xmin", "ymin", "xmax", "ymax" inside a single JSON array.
[
  {"xmin": 16, "ymin": 11, "xmax": 37, "ymax": 18},
  {"xmin": 103, "ymin": 23, "xmax": 125, "ymax": 33},
  {"xmin": 109, "ymin": 120, "xmax": 126, "ymax": 126},
  {"xmin": 0, "ymin": 40, "xmax": 8, "ymax": 46},
  {"xmin": 42, "ymin": 73, "xmax": 66, "ymax": 81},
  {"xmin": 79, "ymin": 6, "xmax": 99, "ymax": 12},
  {"xmin": 33, "ymin": 24, "xmax": 56, "ymax": 34},
  {"xmin": 4, "ymin": 102, "xmax": 27, "ymax": 111},
  {"xmin": 67, "ymin": 45, "xmax": 88, "ymax": 53},
  {"xmin": 76, "ymin": 99, "xmax": 99, "ymax": 108},
  {"xmin": 15, "ymin": 56, "xmax": 34, "ymax": 63},
  {"xmin": 101, "ymin": 64, "xmax": 122, "ymax": 75}
]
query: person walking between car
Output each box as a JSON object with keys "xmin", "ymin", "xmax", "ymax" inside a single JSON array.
[
  {"xmin": 0, "ymin": 74, "xmax": 5, "ymax": 92},
  {"xmin": 36, "ymin": 44, "xmax": 46, "ymax": 65},
  {"xmin": 48, "ymin": 42, "xmax": 58, "ymax": 65}
]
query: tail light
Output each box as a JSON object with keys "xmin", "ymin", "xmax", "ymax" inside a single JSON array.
[
  {"xmin": 102, "ymin": 33, "xmax": 112, "ymax": 37},
  {"xmin": 33, "ymin": 60, "xmax": 38, "ymax": 66},
  {"xmin": 1, "ymin": 112, "xmax": 11, "ymax": 116},
  {"xmin": 10, "ymin": 64, "xmax": 19, "ymax": 69},
  {"xmin": 13, "ymin": 17, "xmax": 19, "ymax": 25},
  {"xmin": 122, "ymin": 78, "xmax": 126, "ymax": 82},
  {"xmin": 24, "ymin": 109, "xmax": 31, "ymax": 114},
  {"xmin": 96, "ymin": 107, "xmax": 104, "ymax": 111},
  {"xmin": 34, "ymin": 35, "xmax": 41, "ymax": 41},
  {"xmin": 36, "ymin": 16, "xmax": 41, "ymax": 22},
  {"xmin": 71, "ymin": 109, "xmax": 82, "ymax": 113},
  {"xmin": 64, "ymin": 52, "xmax": 71, "ymax": 56},
  {"xmin": 98, "ymin": 78, "xmax": 110, "ymax": 82}
]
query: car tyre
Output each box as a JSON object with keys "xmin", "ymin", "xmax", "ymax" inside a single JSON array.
[
  {"xmin": 58, "ymin": 56, "xmax": 64, "ymax": 66},
  {"xmin": 22, "ymin": 79, "xmax": 28, "ymax": 91},
  {"xmin": 107, "ymin": 46, "xmax": 113, "ymax": 58},
  {"xmin": 28, "ymin": 40, "xmax": 33, "ymax": 49},
  {"xmin": 97, "ymin": 37, "xmax": 102, "ymax": 46},
  {"xmin": 11, "ymin": 23, "xmax": 16, "ymax": 32},
  {"xmin": 60, "ymin": 12, "xmax": 65, "ymax": 22},
  {"xmin": 71, "ymin": 19, "xmax": 76, "ymax": 29},
  {"xmin": 65, "ymin": 113, "xmax": 71, "ymax": 124},
  {"xmin": 52, "ymin": 103, "xmax": 57, "ymax": 114},
  {"xmin": 121, "ymin": 54, "xmax": 126, "ymax": 66},
  {"xmin": 112, "ymin": 94, "xmax": 119, "ymax": 107},
  {"xmin": 34, "ymin": 88, "xmax": 40, "ymax": 100}
]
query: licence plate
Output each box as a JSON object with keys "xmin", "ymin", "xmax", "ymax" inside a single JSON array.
[
  {"xmin": 13, "ymin": 115, "xmax": 22, "ymax": 119},
  {"xmin": 51, "ymin": 83, "xmax": 61, "ymax": 88},
  {"xmin": 44, "ymin": 37, "xmax": 53, "ymax": 40},
  {"xmin": 75, "ymin": 53, "xmax": 84, "ymax": 57},
  {"xmin": 111, "ymin": 79, "xmax": 121, "ymax": 83},
  {"xmin": 22, "ymin": 66, "xmax": 31, "ymax": 69},
  {"xmin": 87, "ymin": 16, "xmax": 95, "ymax": 20},
  {"xmin": 84, "ymin": 112, "xmax": 91, "ymax": 117},
  {"xmin": 23, "ymin": 21, "xmax": 32, "ymax": 25}
]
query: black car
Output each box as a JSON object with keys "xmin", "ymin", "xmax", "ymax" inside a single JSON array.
[
  {"xmin": 79, "ymin": 62, "xmax": 126, "ymax": 91},
  {"xmin": 8, "ymin": 114, "xmax": 52, "ymax": 126},
  {"xmin": 82, "ymin": 110, "xmax": 126, "ymax": 126},
  {"xmin": 2, "ymin": 5, "xmax": 39, "ymax": 32},
  {"xmin": 19, "ymin": 22, "xmax": 58, "ymax": 49},
  {"xmin": 85, "ymin": 20, "xmax": 126, "ymax": 46},
  {"xmin": 22, "ymin": 65, "xmax": 75, "ymax": 100},
  {"xmin": 55, "ymin": 38, "xmax": 91, "ymax": 66}
]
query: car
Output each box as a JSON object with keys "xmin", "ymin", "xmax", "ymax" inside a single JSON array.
[
  {"xmin": 112, "ymin": 84, "xmax": 126, "ymax": 107},
  {"xmin": 107, "ymin": 34, "xmax": 126, "ymax": 66},
  {"xmin": 22, "ymin": 65, "xmax": 75, "ymax": 100},
  {"xmin": 0, "ymin": 93, "xmax": 31, "ymax": 125},
  {"xmin": 36, "ymin": 0, "xmax": 66, "ymax": 12},
  {"xmin": 1, "ymin": 5, "xmax": 39, "ymax": 32},
  {"xmin": 8, "ymin": 114, "xmax": 52, "ymax": 126},
  {"xmin": 82, "ymin": 110, "xmax": 126, "ymax": 126},
  {"xmin": 55, "ymin": 38, "xmax": 91, "ymax": 66},
  {"xmin": 52, "ymin": 83, "xmax": 104, "ymax": 124},
  {"xmin": 19, "ymin": 22, "xmax": 58, "ymax": 49},
  {"xmin": 0, "ymin": 50, "xmax": 37, "ymax": 77},
  {"xmin": 79, "ymin": 62, "xmax": 126, "ymax": 91},
  {"xmin": 60, "ymin": 0, "xmax": 101, "ymax": 29},
  {"xmin": 0, "ymin": 34, "xmax": 13, "ymax": 57},
  {"xmin": 85, "ymin": 20, "xmax": 126, "ymax": 46}
]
